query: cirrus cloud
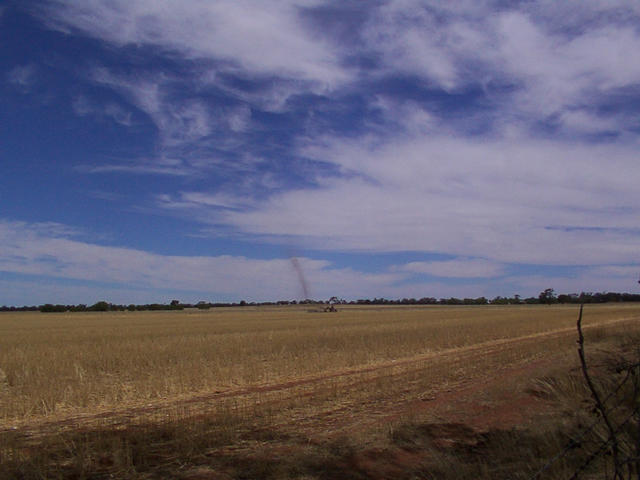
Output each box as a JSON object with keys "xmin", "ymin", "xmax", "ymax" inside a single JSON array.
[
  {"xmin": 400, "ymin": 259, "xmax": 506, "ymax": 278},
  {"xmin": 0, "ymin": 220, "xmax": 404, "ymax": 303}
]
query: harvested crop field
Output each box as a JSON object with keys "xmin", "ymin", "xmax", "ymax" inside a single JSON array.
[{"xmin": 1, "ymin": 304, "xmax": 639, "ymax": 478}]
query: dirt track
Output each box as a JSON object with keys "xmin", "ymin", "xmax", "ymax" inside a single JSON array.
[{"xmin": 3, "ymin": 315, "xmax": 635, "ymax": 443}]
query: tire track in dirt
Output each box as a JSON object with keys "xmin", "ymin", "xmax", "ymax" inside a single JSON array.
[
  {"xmin": 1, "ymin": 315, "xmax": 635, "ymax": 440},
  {"xmin": 259, "ymin": 330, "xmax": 569, "ymax": 439},
  {"xmin": 311, "ymin": 315, "xmax": 638, "ymax": 438}
]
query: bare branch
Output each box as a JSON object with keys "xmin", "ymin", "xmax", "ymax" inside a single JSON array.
[{"xmin": 577, "ymin": 304, "xmax": 624, "ymax": 479}]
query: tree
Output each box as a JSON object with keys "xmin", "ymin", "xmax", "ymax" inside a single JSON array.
[
  {"xmin": 40, "ymin": 304, "xmax": 67, "ymax": 313},
  {"xmin": 538, "ymin": 288, "xmax": 556, "ymax": 305},
  {"xmin": 169, "ymin": 299, "xmax": 184, "ymax": 310},
  {"xmin": 89, "ymin": 301, "xmax": 109, "ymax": 311}
]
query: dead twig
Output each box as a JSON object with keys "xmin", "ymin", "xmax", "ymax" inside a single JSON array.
[{"xmin": 577, "ymin": 303, "xmax": 624, "ymax": 480}]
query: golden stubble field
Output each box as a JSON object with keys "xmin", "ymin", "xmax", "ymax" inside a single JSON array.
[
  {"xmin": 2, "ymin": 303, "xmax": 640, "ymax": 479},
  {"xmin": 1, "ymin": 303, "xmax": 638, "ymax": 424}
]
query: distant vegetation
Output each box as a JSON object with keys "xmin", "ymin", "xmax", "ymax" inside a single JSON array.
[{"xmin": 1, "ymin": 289, "xmax": 640, "ymax": 312}]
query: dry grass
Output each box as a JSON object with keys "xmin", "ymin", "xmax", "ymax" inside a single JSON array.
[
  {"xmin": 381, "ymin": 326, "xmax": 640, "ymax": 480},
  {"xmin": 1, "ymin": 304, "xmax": 638, "ymax": 422},
  {"xmin": 1, "ymin": 304, "xmax": 640, "ymax": 479}
]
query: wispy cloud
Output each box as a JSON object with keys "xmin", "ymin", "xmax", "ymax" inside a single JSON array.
[
  {"xmin": 81, "ymin": 163, "xmax": 194, "ymax": 176},
  {"xmin": 0, "ymin": 277, "xmax": 161, "ymax": 307},
  {"xmin": 7, "ymin": 64, "xmax": 37, "ymax": 89},
  {"xmin": 39, "ymin": 0, "xmax": 351, "ymax": 88},
  {"xmin": 0, "ymin": 220, "xmax": 405, "ymax": 302},
  {"xmin": 48, "ymin": 1, "xmax": 640, "ymax": 177},
  {"xmin": 505, "ymin": 271, "xmax": 638, "ymax": 298},
  {"xmin": 157, "ymin": 192, "xmax": 252, "ymax": 210},
  {"xmin": 4, "ymin": 1, "xmax": 639, "ymax": 304},
  {"xmin": 72, "ymin": 95, "xmax": 133, "ymax": 126},
  {"xmin": 89, "ymin": 69, "xmax": 214, "ymax": 145},
  {"xmin": 400, "ymin": 259, "xmax": 506, "ymax": 278},
  {"xmin": 210, "ymin": 133, "xmax": 640, "ymax": 265},
  {"xmin": 370, "ymin": 96, "xmax": 436, "ymax": 135},
  {"xmin": 589, "ymin": 265, "xmax": 640, "ymax": 280},
  {"xmin": 494, "ymin": 13, "xmax": 640, "ymax": 121},
  {"xmin": 83, "ymin": 67, "xmax": 260, "ymax": 177},
  {"xmin": 1, "ymin": 219, "xmax": 637, "ymax": 304},
  {"xmin": 54, "ymin": 1, "xmax": 640, "ymax": 270},
  {"xmin": 359, "ymin": 2, "xmax": 640, "ymax": 136}
]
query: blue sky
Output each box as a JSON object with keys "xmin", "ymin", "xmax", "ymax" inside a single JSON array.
[{"xmin": 1, "ymin": 0, "xmax": 640, "ymax": 305}]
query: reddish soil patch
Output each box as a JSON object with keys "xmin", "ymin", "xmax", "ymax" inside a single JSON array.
[{"xmin": 406, "ymin": 356, "xmax": 555, "ymax": 432}]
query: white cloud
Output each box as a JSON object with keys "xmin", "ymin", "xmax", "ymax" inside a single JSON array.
[
  {"xmin": 360, "ymin": 1, "xmax": 640, "ymax": 132},
  {"xmin": 40, "ymin": 0, "xmax": 640, "ymax": 180},
  {"xmin": 38, "ymin": 1, "xmax": 640, "ymax": 125},
  {"xmin": 86, "ymin": 68, "xmax": 262, "ymax": 177},
  {"xmin": 557, "ymin": 109, "xmax": 619, "ymax": 134},
  {"xmin": 72, "ymin": 95, "xmax": 133, "ymax": 126},
  {"xmin": 494, "ymin": 14, "xmax": 640, "ymax": 119},
  {"xmin": 7, "ymin": 64, "xmax": 37, "ymax": 88},
  {"xmin": 0, "ymin": 220, "xmax": 405, "ymax": 303},
  {"xmin": 167, "ymin": 100, "xmax": 212, "ymax": 144},
  {"xmin": 158, "ymin": 192, "xmax": 251, "ymax": 210},
  {"xmin": 71, "ymin": 95, "xmax": 92, "ymax": 115},
  {"xmin": 0, "ymin": 278, "xmax": 163, "ymax": 307},
  {"xmin": 2, "ymin": 219, "xmax": 637, "ymax": 305},
  {"xmin": 214, "ymin": 134, "xmax": 640, "ymax": 266},
  {"xmin": 401, "ymin": 259, "xmax": 505, "ymax": 278},
  {"xmin": 82, "ymin": 163, "xmax": 193, "ymax": 176},
  {"xmin": 226, "ymin": 104, "xmax": 252, "ymax": 133},
  {"xmin": 103, "ymin": 103, "xmax": 133, "ymax": 126},
  {"xmin": 589, "ymin": 265, "xmax": 640, "ymax": 280},
  {"xmin": 13, "ymin": 1, "xmax": 640, "ymax": 304},
  {"xmin": 90, "ymin": 69, "xmax": 216, "ymax": 146},
  {"xmin": 379, "ymin": 280, "xmax": 504, "ymax": 302},
  {"xmin": 363, "ymin": 2, "xmax": 462, "ymax": 90},
  {"xmin": 40, "ymin": 0, "xmax": 350, "ymax": 88},
  {"xmin": 371, "ymin": 96, "xmax": 435, "ymax": 135},
  {"xmin": 505, "ymin": 271, "xmax": 639, "ymax": 297}
]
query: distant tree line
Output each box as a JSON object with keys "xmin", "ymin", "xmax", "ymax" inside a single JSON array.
[
  {"xmin": 339, "ymin": 290, "xmax": 640, "ymax": 306},
  {"xmin": 1, "ymin": 290, "xmax": 640, "ymax": 313}
]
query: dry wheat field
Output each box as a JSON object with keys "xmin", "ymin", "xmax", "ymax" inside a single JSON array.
[
  {"xmin": 1, "ymin": 303, "xmax": 638, "ymax": 423},
  {"xmin": 1, "ymin": 304, "xmax": 639, "ymax": 479}
]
